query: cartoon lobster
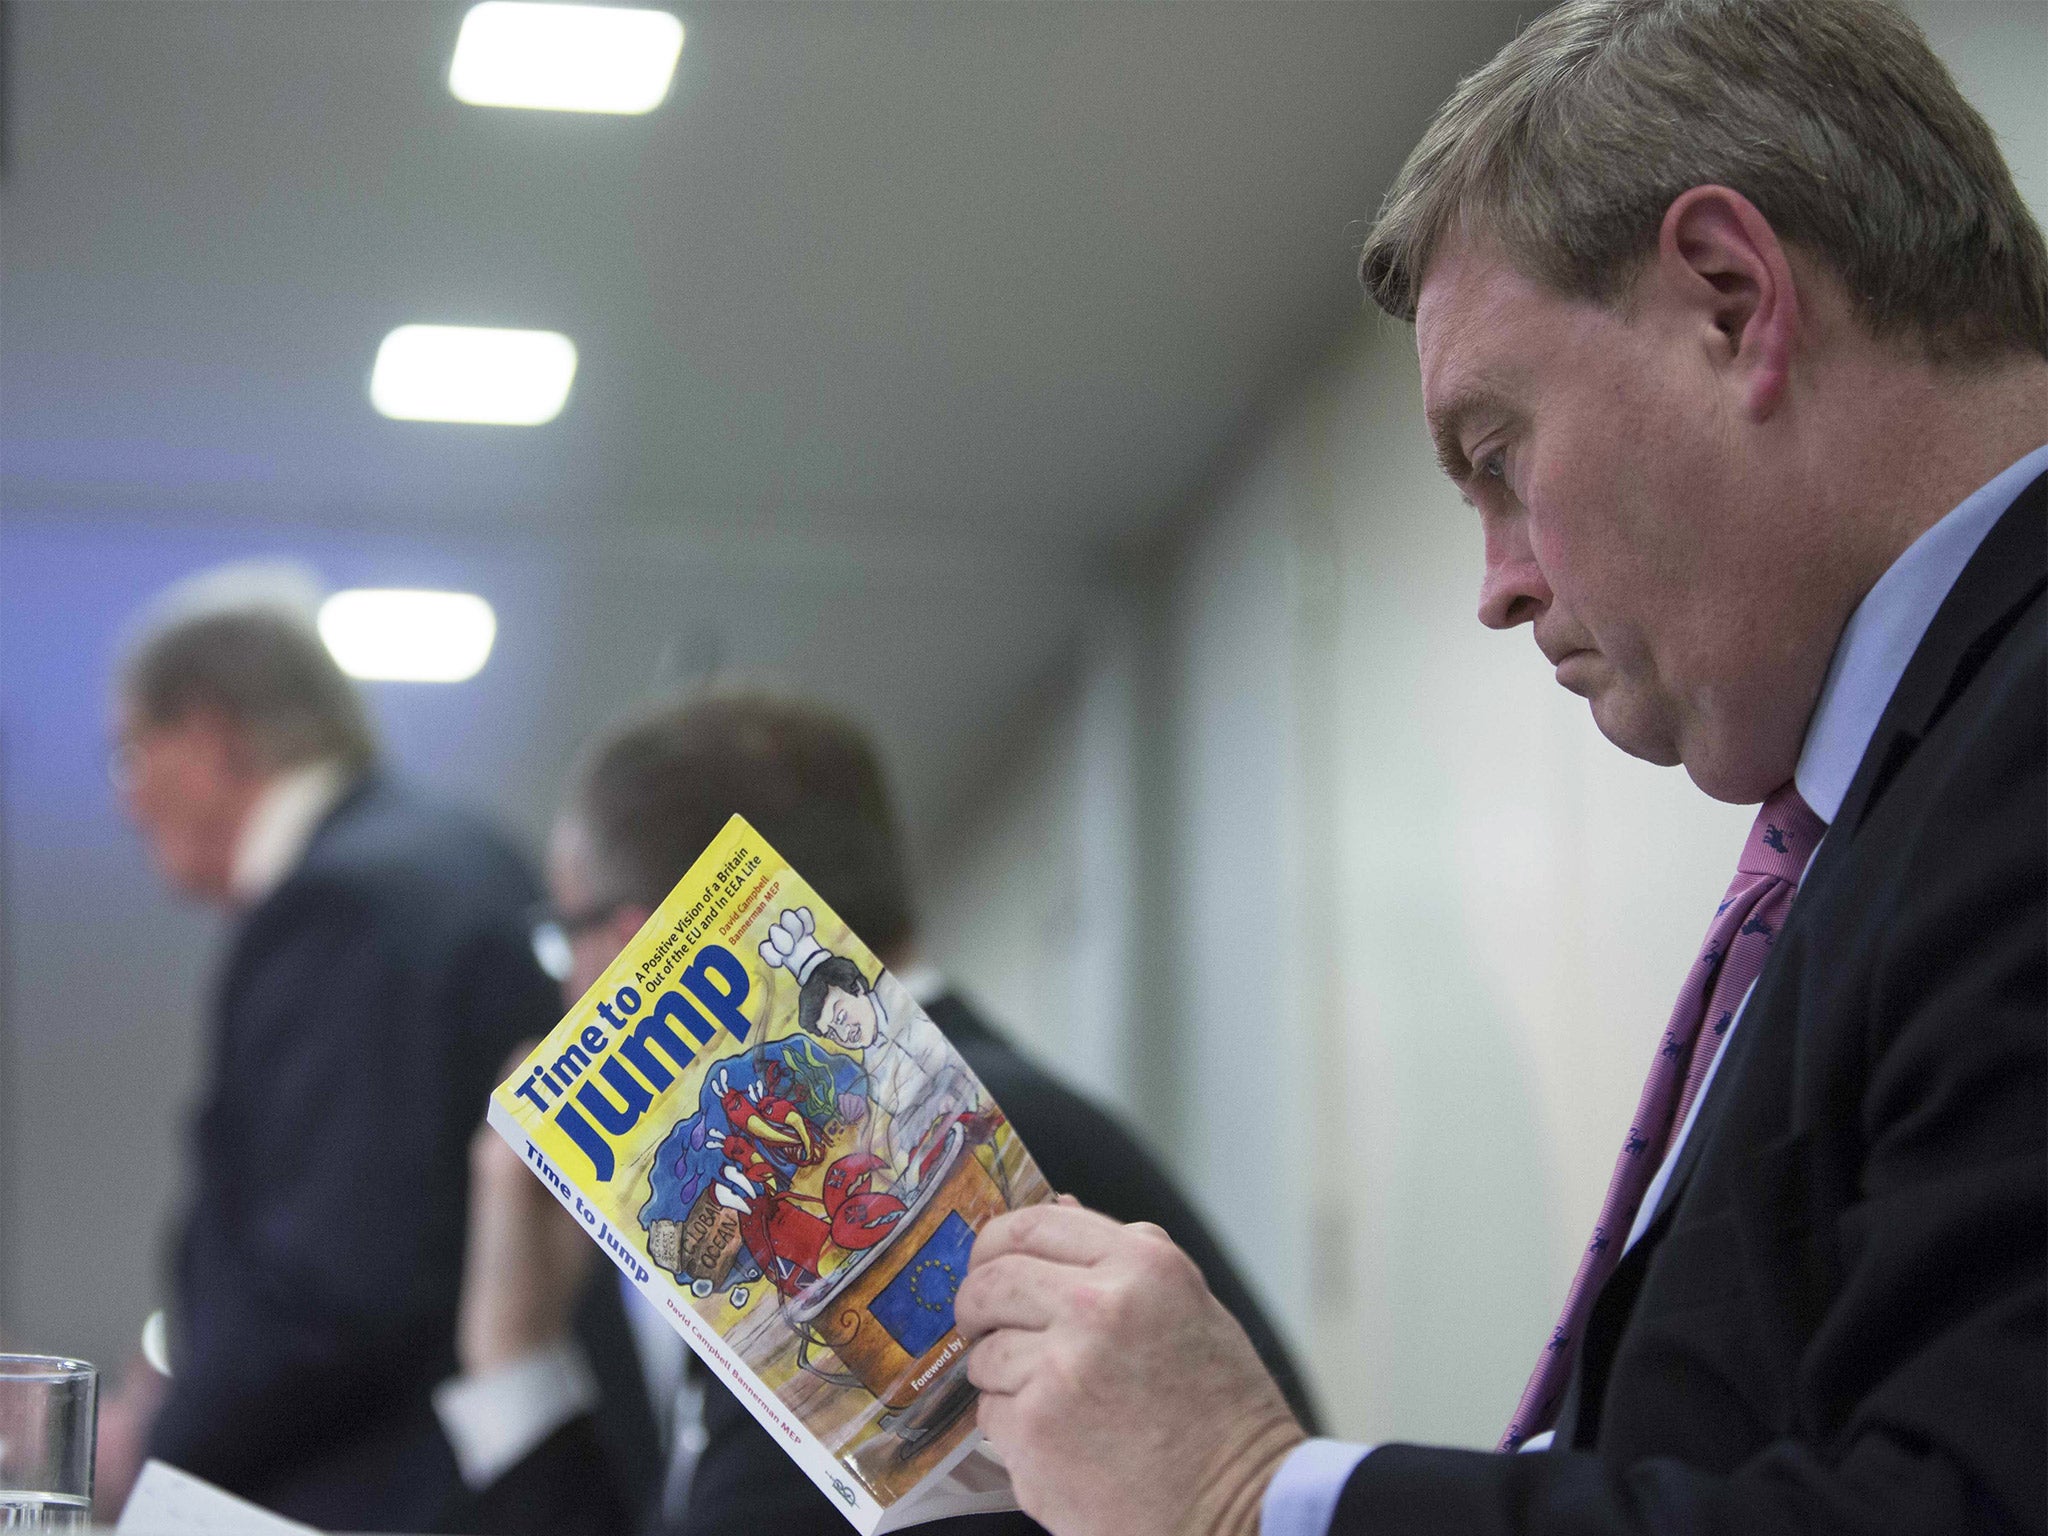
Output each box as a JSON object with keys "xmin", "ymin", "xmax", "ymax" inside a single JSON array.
[
  {"xmin": 707, "ymin": 1123, "xmax": 830, "ymax": 1297},
  {"xmin": 715, "ymin": 1063, "xmax": 823, "ymax": 1168},
  {"xmin": 911, "ymin": 1106, "xmax": 1009, "ymax": 1182},
  {"xmin": 820, "ymin": 1152, "xmax": 907, "ymax": 1251},
  {"xmin": 704, "ymin": 1066, "xmax": 911, "ymax": 1296}
]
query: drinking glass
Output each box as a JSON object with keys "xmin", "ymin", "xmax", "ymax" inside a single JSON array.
[{"xmin": 0, "ymin": 1356, "xmax": 96, "ymax": 1530}]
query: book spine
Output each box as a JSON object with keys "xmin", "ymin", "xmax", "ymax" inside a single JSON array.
[{"xmin": 485, "ymin": 1095, "xmax": 886, "ymax": 1534}]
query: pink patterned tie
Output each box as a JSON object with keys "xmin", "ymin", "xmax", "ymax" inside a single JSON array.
[{"xmin": 1500, "ymin": 783, "xmax": 1827, "ymax": 1452}]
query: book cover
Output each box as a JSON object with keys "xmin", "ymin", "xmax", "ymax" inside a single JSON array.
[{"xmin": 487, "ymin": 813, "xmax": 1053, "ymax": 1531}]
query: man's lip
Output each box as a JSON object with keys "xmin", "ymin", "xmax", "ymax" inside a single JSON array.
[{"xmin": 1551, "ymin": 649, "xmax": 1595, "ymax": 693}]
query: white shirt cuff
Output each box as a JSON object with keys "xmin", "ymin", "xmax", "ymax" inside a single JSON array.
[
  {"xmin": 431, "ymin": 1341, "xmax": 600, "ymax": 1489},
  {"xmin": 1261, "ymin": 1438, "xmax": 1375, "ymax": 1536}
]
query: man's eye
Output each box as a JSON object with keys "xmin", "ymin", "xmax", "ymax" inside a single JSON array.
[{"xmin": 1478, "ymin": 452, "xmax": 1506, "ymax": 481}]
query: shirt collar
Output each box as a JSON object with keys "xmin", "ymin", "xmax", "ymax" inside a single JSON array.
[
  {"xmin": 229, "ymin": 758, "xmax": 354, "ymax": 907},
  {"xmin": 1795, "ymin": 441, "xmax": 2048, "ymax": 824}
]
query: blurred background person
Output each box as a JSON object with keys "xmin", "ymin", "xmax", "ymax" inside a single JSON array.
[
  {"xmin": 106, "ymin": 575, "xmax": 562, "ymax": 1527},
  {"xmin": 432, "ymin": 692, "xmax": 1318, "ymax": 1536}
]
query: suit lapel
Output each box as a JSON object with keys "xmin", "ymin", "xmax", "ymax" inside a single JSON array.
[{"xmin": 1829, "ymin": 471, "xmax": 2045, "ymax": 840}]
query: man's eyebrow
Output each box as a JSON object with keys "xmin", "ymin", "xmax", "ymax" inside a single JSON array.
[{"xmin": 1427, "ymin": 385, "xmax": 1511, "ymax": 485}]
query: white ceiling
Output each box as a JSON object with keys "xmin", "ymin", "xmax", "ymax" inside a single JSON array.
[{"xmin": 1, "ymin": 0, "xmax": 1528, "ymax": 548}]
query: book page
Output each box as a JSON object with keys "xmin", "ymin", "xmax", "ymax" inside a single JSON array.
[{"xmin": 116, "ymin": 1462, "xmax": 321, "ymax": 1536}]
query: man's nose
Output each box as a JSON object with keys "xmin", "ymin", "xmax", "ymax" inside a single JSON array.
[{"xmin": 1476, "ymin": 512, "xmax": 1551, "ymax": 631}]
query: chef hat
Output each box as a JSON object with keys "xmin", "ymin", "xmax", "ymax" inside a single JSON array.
[{"xmin": 758, "ymin": 906, "xmax": 831, "ymax": 985}]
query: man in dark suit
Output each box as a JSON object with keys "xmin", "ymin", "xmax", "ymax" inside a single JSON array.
[
  {"xmin": 953, "ymin": 2, "xmax": 2047, "ymax": 1534},
  {"xmin": 432, "ymin": 693, "xmax": 1318, "ymax": 1535},
  {"xmin": 113, "ymin": 592, "xmax": 561, "ymax": 1527}
]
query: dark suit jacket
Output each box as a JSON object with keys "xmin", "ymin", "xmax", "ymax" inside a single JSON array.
[
  {"xmin": 1333, "ymin": 477, "xmax": 2046, "ymax": 1534},
  {"xmin": 150, "ymin": 776, "xmax": 563, "ymax": 1530},
  {"xmin": 454, "ymin": 989, "xmax": 1320, "ymax": 1535}
]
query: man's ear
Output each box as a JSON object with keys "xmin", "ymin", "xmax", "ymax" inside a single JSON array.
[{"xmin": 1654, "ymin": 185, "xmax": 1799, "ymax": 421}]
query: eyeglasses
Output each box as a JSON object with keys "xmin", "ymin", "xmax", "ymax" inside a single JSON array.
[
  {"xmin": 105, "ymin": 721, "xmax": 180, "ymax": 794},
  {"xmin": 105, "ymin": 737, "xmax": 145, "ymax": 793},
  {"xmin": 546, "ymin": 898, "xmax": 629, "ymax": 940},
  {"xmin": 527, "ymin": 898, "xmax": 628, "ymax": 982}
]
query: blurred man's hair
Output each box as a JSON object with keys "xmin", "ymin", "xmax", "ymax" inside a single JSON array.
[
  {"xmin": 1360, "ymin": 0, "xmax": 2048, "ymax": 365},
  {"xmin": 569, "ymin": 694, "xmax": 915, "ymax": 955},
  {"xmin": 123, "ymin": 602, "xmax": 379, "ymax": 777}
]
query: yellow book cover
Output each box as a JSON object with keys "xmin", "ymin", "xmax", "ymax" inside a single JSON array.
[{"xmin": 487, "ymin": 814, "xmax": 1053, "ymax": 1532}]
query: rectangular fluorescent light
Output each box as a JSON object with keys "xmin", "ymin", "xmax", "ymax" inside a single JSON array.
[
  {"xmin": 370, "ymin": 324, "xmax": 577, "ymax": 425},
  {"xmin": 319, "ymin": 590, "xmax": 498, "ymax": 683},
  {"xmin": 450, "ymin": 3, "xmax": 684, "ymax": 114}
]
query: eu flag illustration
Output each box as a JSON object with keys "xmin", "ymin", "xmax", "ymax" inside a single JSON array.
[{"xmin": 870, "ymin": 1212, "xmax": 976, "ymax": 1357}]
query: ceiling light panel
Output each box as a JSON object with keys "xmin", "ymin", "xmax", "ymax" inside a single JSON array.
[
  {"xmin": 449, "ymin": 3, "xmax": 684, "ymax": 114},
  {"xmin": 370, "ymin": 324, "xmax": 577, "ymax": 425},
  {"xmin": 319, "ymin": 590, "xmax": 499, "ymax": 683}
]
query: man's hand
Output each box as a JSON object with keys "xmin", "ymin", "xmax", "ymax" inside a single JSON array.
[
  {"xmin": 956, "ymin": 1201, "xmax": 1306, "ymax": 1536},
  {"xmin": 457, "ymin": 1116, "xmax": 597, "ymax": 1374},
  {"xmin": 91, "ymin": 1348, "xmax": 170, "ymax": 1517}
]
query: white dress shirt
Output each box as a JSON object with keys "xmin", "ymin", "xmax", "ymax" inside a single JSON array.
[
  {"xmin": 1261, "ymin": 441, "xmax": 2048, "ymax": 1536},
  {"xmin": 228, "ymin": 758, "xmax": 353, "ymax": 907}
]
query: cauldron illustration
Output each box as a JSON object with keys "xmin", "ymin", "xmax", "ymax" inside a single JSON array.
[{"xmin": 785, "ymin": 1122, "xmax": 1004, "ymax": 1448}]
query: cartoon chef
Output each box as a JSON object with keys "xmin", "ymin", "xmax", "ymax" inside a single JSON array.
[{"xmin": 758, "ymin": 907, "xmax": 975, "ymax": 1192}]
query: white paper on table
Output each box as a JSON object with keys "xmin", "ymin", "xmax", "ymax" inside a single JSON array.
[{"xmin": 116, "ymin": 1460, "xmax": 322, "ymax": 1536}]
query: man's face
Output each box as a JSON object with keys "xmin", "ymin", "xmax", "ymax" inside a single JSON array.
[
  {"xmin": 114, "ymin": 704, "xmax": 262, "ymax": 904},
  {"xmin": 814, "ymin": 986, "xmax": 881, "ymax": 1049},
  {"xmin": 1414, "ymin": 235, "xmax": 1820, "ymax": 801},
  {"xmin": 545, "ymin": 818, "xmax": 651, "ymax": 1002}
]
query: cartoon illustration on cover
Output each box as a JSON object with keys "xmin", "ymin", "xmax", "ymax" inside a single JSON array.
[
  {"xmin": 493, "ymin": 819, "xmax": 1055, "ymax": 1521},
  {"xmin": 633, "ymin": 904, "xmax": 1048, "ymax": 1500}
]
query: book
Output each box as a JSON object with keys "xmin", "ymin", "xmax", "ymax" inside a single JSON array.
[{"xmin": 488, "ymin": 813, "xmax": 1054, "ymax": 1532}]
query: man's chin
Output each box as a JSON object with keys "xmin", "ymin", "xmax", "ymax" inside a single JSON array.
[
  {"xmin": 1681, "ymin": 750, "xmax": 1805, "ymax": 806},
  {"xmin": 1587, "ymin": 695, "xmax": 1683, "ymax": 769},
  {"xmin": 159, "ymin": 853, "xmax": 233, "ymax": 906}
]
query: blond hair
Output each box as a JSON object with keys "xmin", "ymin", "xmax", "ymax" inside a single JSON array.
[{"xmin": 1360, "ymin": 0, "xmax": 2048, "ymax": 363}]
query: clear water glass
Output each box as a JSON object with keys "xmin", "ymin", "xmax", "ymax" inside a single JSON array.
[{"xmin": 0, "ymin": 1356, "xmax": 96, "ymax": 1530}]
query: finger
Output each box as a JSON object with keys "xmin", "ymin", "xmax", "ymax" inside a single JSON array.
[
  {"xmin": 469, "ymin": 1125, "xmax": 530, "ymax": 1191},
  {"xmin": 974, "ymin": 1386, "xmax": 1061, "ymax": 1532},
  {"xmin": 955, "ymin": 1252, "xmax": 1080, "ymax": 1338},
  {"xmin": 965, "ymin": 1327, "xmax": 1045, "ymax": 1397},
  {"xmin": 973, "ymin": 1385, "xmax": 1019, "ymax": 1456},
  {"xmin": 970, "ymin": 1202, "xmax": 1127, "ymax": 1270}
]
